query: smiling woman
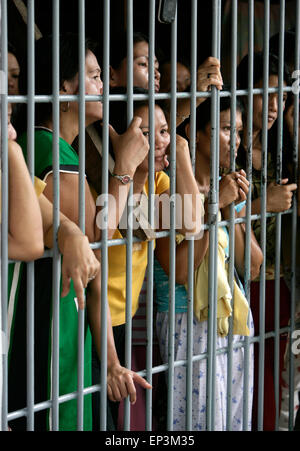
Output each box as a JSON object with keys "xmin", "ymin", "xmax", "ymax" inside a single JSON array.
[{"xmin": 7, "ymin": 33, "xmax": 151, "ymax": 432}]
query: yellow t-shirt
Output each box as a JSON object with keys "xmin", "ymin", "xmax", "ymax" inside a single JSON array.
[
  {"xmin": 109, "ymin": 171, "xmax": 170, "ymax": 326},
  {"xmin": 34, "ymin": 176, "xmax": 46, "ymax": 197}
]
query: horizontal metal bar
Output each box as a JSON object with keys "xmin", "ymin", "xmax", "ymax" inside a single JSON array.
[{"xmin": 6, "ymin": 86, "xmax": 294, "ymax": 103}]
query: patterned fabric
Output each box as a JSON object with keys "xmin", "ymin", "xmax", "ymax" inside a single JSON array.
[{"xmin": 156, "ymin": 311, "xmax": 254, "ymax": 431}]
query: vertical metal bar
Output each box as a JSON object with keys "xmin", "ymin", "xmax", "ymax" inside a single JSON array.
[
  {"xmin": 51, "ymin": 0, "xmax": 60, "ymax": 431},
  {"xmin": 289, "ymin": 0, "xmax": 300, "ymax": 430},
  {"xmin": 274, "ymin": 0, "xmax": 285, "ymax": 431},
  {"xmin": 166, "ymin": 5, "xmax": 177, "ymax": 432},
  {"xmin": 207, "ymin": 0, "xmax": 220, "ymax": 431},
  {"xmin": 0, "ymin": 0, "xmax": 8, "ymax": 432},
  {"xmin": 124, "ymin": 0, "xmax": 133, "ymax": 431},
  {"xmin": 186, "ymin": 0, "xmax": 197, "ymax": 431},
  {"xmin": 243, "ymin": 0, "xmax": 254, "ymax": 431},
  {"xmin": 77, "ymin": 0, "xmax": 86, "ymax": 431},
  {"xmin": 26, "ymin": 0, "xmax": 35, "ymax": 431},
  {"xmin": 257, "ymin": 0, "xmax": 270, "ymax": 431},
  {"xmin": 145, "ymin": 0, "xmax": 155, "ymax": 431},
  {"xmin": 100, "ymin": 0, "xmax": 110, "ymax": 432},
  {"xmin": 226, "ymin": 0, "xmax": 237, "ymax": 431}
]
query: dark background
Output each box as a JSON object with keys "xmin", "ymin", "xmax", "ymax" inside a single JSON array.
[{"xmin": 7, "ymin": 0, "xmax": 297, "ymax": 86}]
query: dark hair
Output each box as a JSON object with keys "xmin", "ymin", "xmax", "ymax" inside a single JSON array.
[
  {"xmin": 269, "ymin": 29, "xmax": 296, "ymax": 72},
  {"xmin": 34, "ymin": 33, "xmax": 97, "ymax": 125},
  {"xmin": 237, "ymin": 51, "xmax": 291, "ymax": 89},
  {"xmin": 176, "ymin": 87, "xmax": 244, "ymax": 141},
  {"xmin": 8, "ymin": 41, "xmax": 18, "ymax": 57},
  {"xmin": 110, "ymin": 31, "xmax": 149, "ymax": 69}
]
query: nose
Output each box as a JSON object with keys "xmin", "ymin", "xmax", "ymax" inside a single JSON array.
[
  {"xmin": 235, "ymin": 132, "xmax": 241, "ymax": 150},
  {"xmin": 8, "ymin": 75, "xmax": 14, "ymax": 88},
  {"xmin": 99, "ymin": 77, "xmax": 103, "ymax": 95},
  {"xmin": 155, "ymin": 67, "xmax": 161, "ymax": 81},
  {"xmin": 269, "ymin": 93, "xmax": 278, "ymax": 113},
  {"xmin": 155, "ymin": 131, "xmax": 164, "ymax": 149}
]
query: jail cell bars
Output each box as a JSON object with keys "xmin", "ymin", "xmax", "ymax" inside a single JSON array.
[{"xmin": 0, "ymin": 0, "xmax": 299, "ymax": 432}]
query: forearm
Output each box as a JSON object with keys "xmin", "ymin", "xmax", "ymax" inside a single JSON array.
[
  {"xmin": 86, "ymin": 277, "xmax": 120, "ymax": 369},
  {"xmin": 223, "ymin": 206, "xmax": 263, "ymax": 280},
  {"xmin": 8, "ymin": 141, "xmax": 44, "ymax": 260},
  {"xmin": 176, "ymin": 150, "xmax": 203, "ymax": 236}
]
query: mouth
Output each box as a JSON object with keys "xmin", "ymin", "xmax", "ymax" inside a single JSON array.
[
  {"xmin": 268, "ymin": 115, "xmax": 276, "ymax": 122},
  {"xmin": 155, "ymin": 82, "xmax": 160, "ymax": 93}
]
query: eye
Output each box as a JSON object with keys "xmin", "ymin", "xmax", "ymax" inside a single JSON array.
[
  {"xmin": 138, "ymin": 62, "xmax": 147, "ymax": 67},
  {"xmin": 142, "ymin": 130, "xmax": 150, "ymax": 137},
  {"xmin": 161, "ymin": 128, "xmax": 169, "ymax": 135}
]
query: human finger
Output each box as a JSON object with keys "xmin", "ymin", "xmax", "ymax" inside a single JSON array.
[
  {"xmin": 109, "ymin": 383, "xmax": 123, "ymax": 403},
  {"xmin": 200, "ymin": 56, "xmax": 221, "ymax": 68},
  {"xmin": 61, "ymin": 273, "xmax": 71, "ymax": 298},
  {"xmin": 132, "ymin": 373, "xmax": 152, "ymax": 390},
  {"xmin": 72, "ymin": 277, "xmax": 86, "ymax": 310},
  {"xmin": 238, "ymin": 188, "xmax": 247, "ymax": 202},
  {"xmin": 124, "ymin": 374, "xmax": 137, "ymax": 405},
  {"xmin": 280, "ymin": 178, "xmax": 289, "ymax": 185},
  {"xmin": 108, "ymin": 123, "xmax": 119, "ymax": 145},
  {"xmin": 128, "ymin": 115, "xmax": 142, "ymax": 130},
  {"xmin": 286, "ymin": 183, "xmax": 297, "ymax": 192}
]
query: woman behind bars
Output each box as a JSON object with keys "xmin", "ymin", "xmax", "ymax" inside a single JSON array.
[
  {"xmin": 8, "ymin": 33, "xmax": 151, "ymax": 431},
  {"xmin": 155, "ymin": 94, "xmax": 263, "ymax": 431},
  {"xmin": 92, "ymin": 87, "xmax": 202, "ymax": 429},
  {"xmin": 236, "ymin": 51, "xmax": 295, "ymax": 431}
]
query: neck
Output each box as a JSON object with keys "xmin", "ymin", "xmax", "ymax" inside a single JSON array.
[
  {"xmin": 242, "ymin": 126, "xmax": 261, "ymax": 149},
  {"xmin": 195, "ymin": 150, "xmax": 210, "ymax": 196},
  {"xmin": 44, "ymin": 112, "xmax": 80, "ymax": 145}
]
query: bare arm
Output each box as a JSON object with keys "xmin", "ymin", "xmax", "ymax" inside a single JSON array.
[
  {"xmin": 220, "ymin": 172, "xmax": 263, "ymax": 280},
  {"xmin": 86, "ymin": 264, "xmax": 152, "ymax": 404},
  {"xmin": 162, "ymin": 135, "xmax": 203, "ymax": 237},
  {"xmin": 7, "ymin": 140, "xmax": 44, "ymax": 261},
  {"xmin": 155, "ymin": 199, "xmax": 209, "ymax": 285},
  {"xmin": 39, "ymin": 193, "xmax": 100, "ymax": 309}
]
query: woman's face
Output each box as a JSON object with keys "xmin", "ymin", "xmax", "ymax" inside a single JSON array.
[
  {"xmin": 136, "ymin": 104, "xmax": 170, "ymax": 172},
  {"xmin": 197, "ymin": 108, "xmax": 243, "ymax": 169},
  {"xmin": 252, "ymin": 74, "xmax": 287, "ymax": 131},
  {"xmin": 65, "ymin": 50, "xmax": 103, "ymax": 125},
  {"xmin": 8, "ymin": 104, "xmax": 17, "ymax": 141},
  {"xmin": 110, "ymin": 41, "xmax": 161, "ymax": 92},
  {"xmin": 8, "ymin": 52, "xmax": 20, "ymax": 95},
  {"xmin": 160, "ymin": 62, "xmax": 191, "ymax": 93}
]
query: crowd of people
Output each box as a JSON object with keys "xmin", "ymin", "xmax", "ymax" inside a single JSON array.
[{"xmin": 2, "ymin": 25, "xmax": 300, "ymax": 432}]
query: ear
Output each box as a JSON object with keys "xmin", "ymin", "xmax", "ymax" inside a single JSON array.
[
  {"xmin": 185, "ymin": 123, "xmax": 201, "ymax": 143},
  {"xmin": 60, "ymin": 79, "xmax": 78, "ymax": 95},
  {"xmin": 109, "ymin": 66, "xmax": 119, "ymax": 87}
]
